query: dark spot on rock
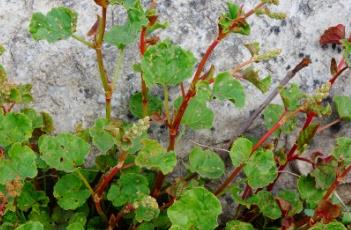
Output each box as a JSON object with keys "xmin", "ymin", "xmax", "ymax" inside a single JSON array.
[
  {"xmin": 84, "ymin": 88, "xmax": 94, "ymax": 99},
  {"xmin": 286, "ymin": 65, "xmax": 291, "ymax": 70},
  {"xmin": 337, "ymin": 47, "xmax": 342, "ymax": 53},
  {"xmin": 160, "ymin": 125, "xmax": 166, "ymax": 130},
  {"xmin": 210, "ymin": 127, "xmax": 215, "ymax": 132},
  {"xmin": 180, "ymin": 26, "xmax": 189, "ymax": 34},
  {"xmin": 313, "ymin": 79, "xmax": 321, "ymax": 88},
  {"xmin": 250, "ymin": 110, "xmax": 256, "ymax": 117},
  {"xmin": 164, "ymin": 0, "xmax": 171, "ymax": 7},
  {"xmin": 321, "ymin": 44, "xmax": 328, "ymax": 50},
  {"xmin": 330, "ymin": 122, "xmax": 342, "ymax": 133},
  {"xmin": 295, "ymin": 31, "xmax": 302, "ymax": 38},
  {"xmin": 281, "ymin": 20, "xmax": 287, "ymax": 27},
  {"xmin": 270, "ymin": 26, "xmax": 280, "ymax": 35},
  {"xmin": 299, "ymin": 52, "xmax": 304, "ymax": 58},
  {"xmin": 127, "ymin": 73, "xmax": 134, "ymax": 81},
  {"xmin": 332, "ymin": 43, "xmax": 337, "ymax": 50},
  {"xmin": 299, "ymin": 1, "xmax": 313, "ymax": 16}
]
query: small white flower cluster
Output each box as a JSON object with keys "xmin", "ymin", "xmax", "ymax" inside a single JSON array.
[{"xmin": 123, "ymin": 116, "xmax": 150, "ymax": 141}]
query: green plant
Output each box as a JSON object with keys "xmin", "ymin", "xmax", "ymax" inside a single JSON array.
[{"xmin": 1, "ymin": 0, "xmax": 351, "ymax": 229}]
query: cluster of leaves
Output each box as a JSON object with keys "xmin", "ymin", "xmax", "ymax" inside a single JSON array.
[{"xmin": 1, "ymin": 0, "xmax": 351, "ymax": 230}]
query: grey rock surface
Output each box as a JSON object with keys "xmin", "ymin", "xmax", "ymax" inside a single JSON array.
[{"xmin": 1, "ymin": 0, "xmax": 351, "ymax": 211}]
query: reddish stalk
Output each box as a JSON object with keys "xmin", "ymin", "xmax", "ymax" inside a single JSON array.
[
  {"xmin": 94, "ymin": 6, "xmax": 112, "ymax": 120},
  {"xmin": 108, "ymin": 204, "xmax": 135, "ymax": 230},
  {"xmin": 322, "ymin": 165, "xmax": 351, "ymax": 201},
  {"xmin": 139, "ymin": 27, "xmax": 149, "ymax": 117},
  {"xmin": 214, "ymin": 111, "xmax": 290, "ymax": 196},
  {"xmin": 268, "ymin": 60, "xmax": 348, "ymax": 191},
  {"xmin": 94, "ymin": 151, "xmax": 128, "ymax": 219},
  {"xmin": 151, "ymin": 33, "xmax": 225, "ymax": 197},
  {"xmin": 267, "ymin": 112, "xmax": 315, "ymax": 191},
  {"xmin": 291, "ymin": 156, "xmax": 315, "ymax": 167},
  {"xmin": 307, "ymin": 164, "xmax": 351, "ymax": 226},
  {"xmin": 151, "ymin": 1, "xmax": 268, "ymax": 198}
]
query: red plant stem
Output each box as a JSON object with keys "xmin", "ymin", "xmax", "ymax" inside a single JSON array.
[
  {"xmin": 151, "ymin": 33, "xmax": 224, "ymax": 198},
  {"xmin": 329, "ymin": 66, "xmax": 348, "ymax": 85},
  {"xmin": 267, "ymin": 113, "xmax": 315, "ymax": 191},
  {"xmin": 292, "ymin": 156, "xmax": 315, "ymax": 167},
  {"xmin": 253, "ymin": 111, "xmax": 289, "ymax": 152},
  {"xmin": 94, "ymin": 6, "xmax": 112, "ymax": 120},
  {"xmin": 94, "ymin": 151, "xmax": 128, "ymax": 218},
  {"xmin": 241, "ymin": 185, "xmax": 252, "ymax": 199},
  {"xmin": 307, "ymin": 164, "xmax": 351, "ymax": 226},
  {"xmin": 108, "ymin": 204, "xmax": 135, "ymax": 230},
  {"xmin": 322, "ymin": 165, "xmax": 351, "ymax": 201},
  {"xmin": 268, "ymin": 62, "xmax": 349, "ymax": 191},
  {"xmin": 139, "ymin": 27, "xmax": 149, "ymax": 117},
  {"xmin": 214, "ymin": 111, "xmax": 289, "ymax": 196},
  {"xmin": 151, "ymin": 1, "xmax": 268, "ymax": 198}
]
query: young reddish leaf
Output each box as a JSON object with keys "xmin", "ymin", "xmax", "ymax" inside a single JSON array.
[
  {"xmin": 330, "ymin": 58, "xmax": 337, "ymax": 76},
  {"xmin": 87, "ymin": 17, "xmax": 99, "ymax": 37},
  {"xmin": 320, "ymin": 24, "xmax": 345, "ymax": 45},
  {"xmin": 315, "ymin": 200, "xmax": 341, "ymax": 223}
]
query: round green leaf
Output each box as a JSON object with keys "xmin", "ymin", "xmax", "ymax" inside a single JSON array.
[
  {"xmin": 0, "ymin": 112, "xmax": 32, "ymax": 148},
  {"xmin": 188, "ymin": 147, "xmax": 225, "ymax": 179},
  {"xmin": 248, "ymin": 191, "xmax": 282, "ymax": 220},
  {"xmin": 213, "ymin": 72, "xmax": 245, "ymax": 107},
  {"xmin": 277, "ymin": 190, "xmax": 303, "ymax": 216},
  {"xmin": 107, "ymin": 173, "xmax": 149, "ymax": 207},
  {"xmin": 311, "ymin": 164, "xmax": 336, "ymax": 189},
  {"xmin": 17, "ymin": 182, "xmax": 49, "ymax": 211},
  {"xmin": 39, "ymin": 133, "xmax": 90, "ymax": 172},
  {"xmin": 230, "ymin": 137, "xmax": 253, "ymax": 167},
  {"xmin": 20, "ymin": 108, "xmax": 44, "ymax": 130},
  {"xmin": 297, "ymin": 175, "xmax": 324, "ymax": 208},
  {"xmin": 168, "ymin": 187, "xmax": 222, "ymax": 230},
  {"xmin": 140, "ymin": 40, "xmax": 196, "ymax": 87},
  {"xmin": 263, "ymin": 104, "xmax": 296, "ymax": 136},
  {"xmin": 0, "ymin": 143, "xmax": 38, "ymax": 184},
  {"xmin": 333, "ymin": 137, "xmax": 351, "ymax": 165},
  {"xmin": 334, "ymin": 96, "xmax": 351, "ymax": 121},
  {"xmin": 181, "ymin": 98, "xmax": 214, "ymax": 130},
  {"xmin": 280, "ymin": 84, "xmax": 305, "ymax": 111},
  {"xmin": 135, "ymin": 139, "xmax": 177, "ymax": 174},
  {"xmin": 105, "ymin": 22, "xmax": 141, "ymax": 49},
  {"xmin": 53, "ymin": 173, "xmax": 91, "ymax": 210},
  {"xmin": 243, "ymin": 149, "xmax": 277, "ymax": 189},
  {"xmin": 29, "ymin": 7, "xmax": 78, "ymax": 43},
  {"xmin": 89, "ymin": 118, "xmax": 115, "ymax": 153},
  {"xmin": 129, "ymin": 92, "xmax": 163, "ymax": 118}
]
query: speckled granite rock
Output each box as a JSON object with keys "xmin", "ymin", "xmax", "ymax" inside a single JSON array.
[{"xmin": 1, "ymin": 0, "xmax": 351, "ymax": 217}]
